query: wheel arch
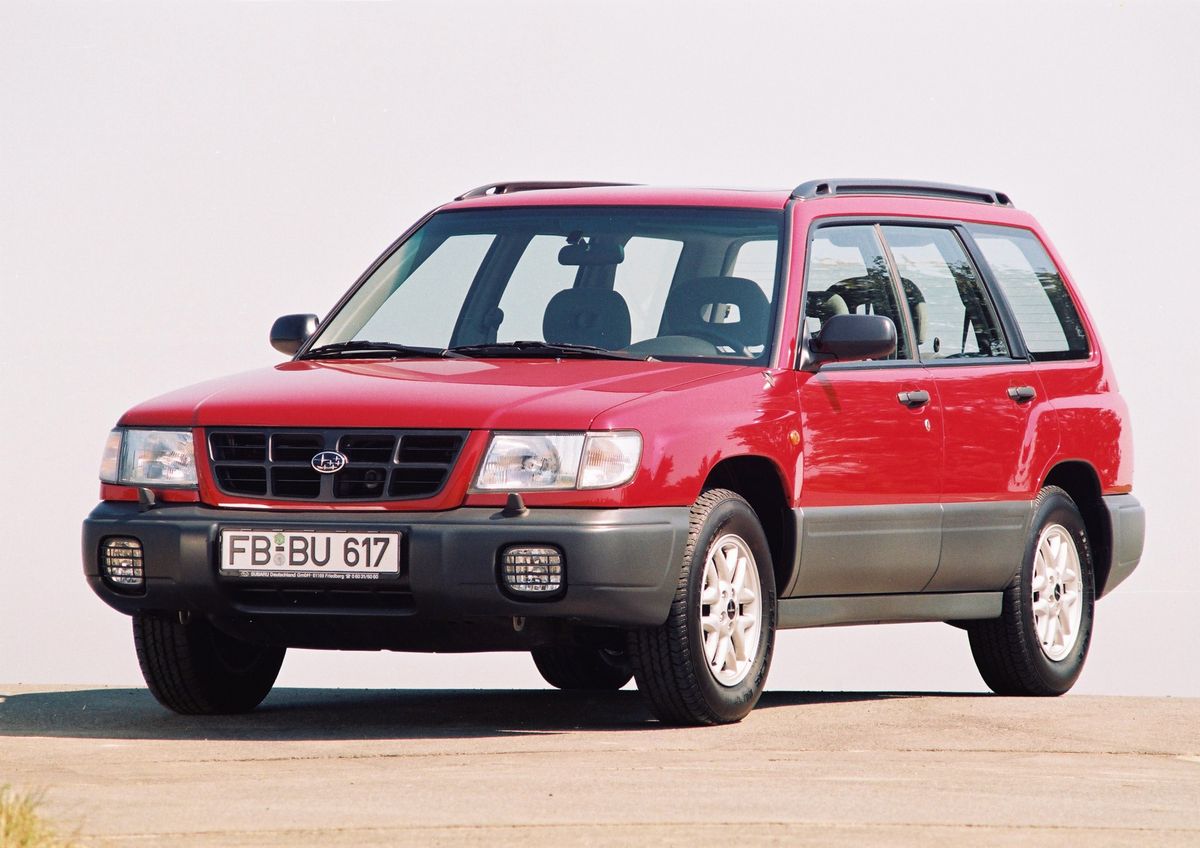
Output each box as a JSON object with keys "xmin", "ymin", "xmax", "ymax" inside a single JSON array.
[
  {"xmin": 702, "ymin": 455, "xmax": 794, "ymax": 597},
  {"xmin": 1041, "ymin": 460, "xmax": 1113, "ymax": 595}
]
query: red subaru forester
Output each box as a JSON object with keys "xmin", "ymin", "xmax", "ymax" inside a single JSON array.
[{"xmin": 84, "ymin": 179, "xmax": 1145, "ymax": 725}]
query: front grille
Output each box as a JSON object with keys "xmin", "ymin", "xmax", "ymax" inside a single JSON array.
[{"xmin": 208, "ymin": 428, "xmax": 468, "ymax": 502}]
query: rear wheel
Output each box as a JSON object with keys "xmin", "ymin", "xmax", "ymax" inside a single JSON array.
[
  {"xmin": 968, "ymin": 486, "xmax": 1095, "ymax": 695},
  {"xmin": 133, "ymin": 612, "xmax": 285, "ymax": 715},
  {"xmin": 531, "ymin": 645, "xmax": 633, "ymax": 691},
  {"xmin": 627, "ymin": 489, "xmax": 776, "ymax": 725}
]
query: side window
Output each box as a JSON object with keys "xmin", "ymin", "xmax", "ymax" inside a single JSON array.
[
  {"xmin": 804, "ymin": 225, "xmax": 911, "ymax": 359},
  {"xmin": 729, "ymin": 239, "xmax": 778, "ymax": 298},
  {"xmin": 614, "ymin": 237, "xmax": 684, "ymax": 343},
  {"xmin": 496, "ymin": 235, "xmax": 579, "ymax": 342},
  {"xmin": 966, "ymin": 224, "xmax": 1089, "ymax": 360},
  {"xmin": 881, "ymin": 226, "xmax": 1009, "ymax": 360},
  {"xmin": 356, "ymin": 234, "xmax": 494, "ymax": 347}
]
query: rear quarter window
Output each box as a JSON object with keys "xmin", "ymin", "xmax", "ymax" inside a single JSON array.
[{"xmin": 966, "ymin": 224, "xmax": 1090, "ymax": 361}]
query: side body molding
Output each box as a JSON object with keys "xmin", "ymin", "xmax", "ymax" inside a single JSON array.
[
  {"xmin": 783, "ymin": 500, "xmax": 1036, "ymax": 602},
  {"xmin": 926, "ymin": 501, "xmax": 1034, "ymax": 592}
]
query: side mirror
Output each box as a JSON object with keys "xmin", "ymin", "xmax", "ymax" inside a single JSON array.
[
  {"xmin": 806, "ymin": 313, "xmax": 896, "ymax": 369},
  {"xmin": 270, "ymin": 313, "xmax": 319, "ymax": 355}
]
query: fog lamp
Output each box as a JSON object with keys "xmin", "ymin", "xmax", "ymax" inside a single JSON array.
[
  {"xmin": 101, "ymin": 537, "xmax": 144, "ymax": 591},
  {"xmin": 500, "ymin": 546, "xmax": 564, "ymax": 595}
]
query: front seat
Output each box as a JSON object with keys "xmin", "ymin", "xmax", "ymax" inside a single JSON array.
[
  {"xmin": 542, "ymin": 287, "xmax": 632, "ymax": 349},
  {"xmin": 661, "ymin": 276, "xmax": 770, "ymax": 351}
]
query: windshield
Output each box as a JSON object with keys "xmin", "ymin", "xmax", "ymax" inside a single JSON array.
[{"xmin": 310, "ymin": 206, "xmax": 784, "ymax": 363}]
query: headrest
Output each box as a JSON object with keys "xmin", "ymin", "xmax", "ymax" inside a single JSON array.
[
  {"xmin": 542, "ymin": 288, "xmax": 632, "ymax": 350},
  {"xmin": 663, "ymin": 276, "xmax": 771, "ymax": 348},
  {"xmin": 827, "ymin": 275, "xmax": 926, "ymax": 343},
  {"xmin": 806, "ymin": 290, "xmax": 850, "ymax": 322}
]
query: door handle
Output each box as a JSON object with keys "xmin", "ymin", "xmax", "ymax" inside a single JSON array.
[
  {"xmin": 1007, "ymin": 385, "xmax": 1037, "ymax": 403},
  {"xmin": 897, "ymin": 389, "xmax": 931, "ymax": 407}
]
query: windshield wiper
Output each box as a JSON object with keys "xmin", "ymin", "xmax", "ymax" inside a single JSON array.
[
  {"xmin": 299, "ymin": 340, "xmax": 466, "ymax": 360},
  {"xmin": 449, "ymin": 340, "xmax": 650, "ymax": 361}
]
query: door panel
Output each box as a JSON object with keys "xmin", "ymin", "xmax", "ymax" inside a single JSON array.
[
  {"xmin": 791, "ymin": 365, "xmax": 943, "ymax": 596},
  {"xmin": 925, "ymin": 364, "xmax": 1049, "ymax": 501},
  {"xmin": 796, "ymin": 503, "xmax": 944, "ymax": 595},
  {"xmin": 789, "ymin": 221, "xmax": 944, "ymax": 598},
  {"xmin": 877, "ymin": 223, "xmax": 1051, "ymax": 593},
  {"xmin": 921, "ymin": 364, "xmax": 1052, "ymax": 591}
]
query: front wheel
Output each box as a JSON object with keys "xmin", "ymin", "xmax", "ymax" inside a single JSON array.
[
  {"xmin": 531, "ymin": 645, "xmax": 633, "ymax": 691},
  {"xmin": 627, "ymin": 489, "xmax": 777, "ymax": 725},
  {"xmin": 133, "ymin": 612, "xmax": 286, "ymax": 714},
  {"xmin": 967, "ymin": 486, "xmax": 1095, "ymax": 695}
]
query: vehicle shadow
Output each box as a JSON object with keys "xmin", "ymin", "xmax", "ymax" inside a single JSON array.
[{"xmin": 0, "ymin": 687, "xmax": 981, "ymax": 742}]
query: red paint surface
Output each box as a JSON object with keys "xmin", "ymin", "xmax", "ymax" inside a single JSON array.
[{"xmin": 104, "ymin": 187, "xmax": 1136, "ymax": 510}]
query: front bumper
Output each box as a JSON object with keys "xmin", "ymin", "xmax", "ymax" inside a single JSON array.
[{"xmin": 82, "ymin": 502, "xmax": 689, "ymax": 634}]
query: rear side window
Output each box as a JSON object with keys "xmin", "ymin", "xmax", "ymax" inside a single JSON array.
[
  {"xmin": 966, "ymin": 224, "xmax": 1089, "ymax": 361},
  {"xmin": 881, "ymin": 226, "xmax": 1009, "ymax": 360}
]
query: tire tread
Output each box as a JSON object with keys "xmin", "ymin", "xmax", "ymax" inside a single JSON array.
[
  {"xmin": 531, "ymin": 645, "xmax": 632, "ymax": 691},
  {"xmin": 627, "ymin": 488, "xmax": 762, "ymax": 725},
  {"xmin": 967, "ymin": 486, "xmax": 1094, "ymax": 696},
  {"xmin": 133, "ymin": 613, "xmax": 284, "ymax": 715}
]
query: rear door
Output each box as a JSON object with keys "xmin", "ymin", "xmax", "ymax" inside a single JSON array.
[
  {"xmin": 791, "ymin": 223, "xmax": 943, "ymax": 597},
  {"xmin": 878, "ymin": 223, "xmax": 1052, "ymax": 592}
]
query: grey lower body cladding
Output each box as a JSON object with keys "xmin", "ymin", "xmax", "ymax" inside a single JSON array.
[{"xmin": 782, "ymin": 494, "xmax": 1144, "ymax": 614}]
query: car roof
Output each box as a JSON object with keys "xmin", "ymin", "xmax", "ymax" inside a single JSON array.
[
  {"xmin": 445, "ymin": 179, "xmax": 1020, "ymax": 216},
  {"xmin": 449, "ymin": 184, "xmax": 794, "ymax": 211}
]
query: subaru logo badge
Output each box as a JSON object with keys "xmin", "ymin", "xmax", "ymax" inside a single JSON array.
[{"xmin": 311, "ymin": 451, "xmax": 347, "ymax": 474}]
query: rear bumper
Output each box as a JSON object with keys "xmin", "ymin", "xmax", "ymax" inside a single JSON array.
[
  {"xmin": 1100, "ymin": 493, "xmax": 1145, "ymax": 598},
  {"xmin": 82, "ymin": 502, "xmax": 689, "ymax": 635}
]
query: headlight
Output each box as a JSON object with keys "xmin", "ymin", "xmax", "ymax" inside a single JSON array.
[
  {"xmin": 474, "ymin": 433, "xmax": 585, "ymax": 491},
  {"xmin": 473, "ymin": 431, "xmax": 641, "ymax": 492},
  {"xmin": 99, "ymin": 428, "xmax": 198, "ymax": 488}
]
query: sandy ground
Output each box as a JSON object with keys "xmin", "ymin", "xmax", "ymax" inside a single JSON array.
[{"xmin": 1, "ymin": 685, "xmax": 1197, "ymax": 846}]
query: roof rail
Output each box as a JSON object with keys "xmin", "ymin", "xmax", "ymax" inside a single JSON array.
[
  {"xmin": 792, "ymin": 178, "xmax": 1012, "ymax": 207},
  {"xmin": 455, "ymin": 181, "xmax": 637, "ymax": 201}
]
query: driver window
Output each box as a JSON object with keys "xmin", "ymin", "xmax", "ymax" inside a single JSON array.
[{"xmin": 804, "ymin": 225, "xmax": 911, "ymax": 360}]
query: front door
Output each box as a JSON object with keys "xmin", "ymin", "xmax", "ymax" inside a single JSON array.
[{"xmin": 790, "ymin": 223, "xmax": 943, "ymax": 597}]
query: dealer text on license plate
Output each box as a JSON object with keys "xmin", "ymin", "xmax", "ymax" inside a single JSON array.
[{"xmin": 220, "ymin": 529, "xmax": 401, "ymax": 579}]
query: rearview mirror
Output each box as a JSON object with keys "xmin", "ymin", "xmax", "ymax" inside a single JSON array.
[
  {"xmin": 558, "ymin": 237, "xmax": 624, "ymax": 266},
  {"xmin": 270, "ymin": 313, "xmax": 319, "ymax": 355},
  {"xmin": 805, "ymin": 313, "xmax": 896, "ymax": 369}
]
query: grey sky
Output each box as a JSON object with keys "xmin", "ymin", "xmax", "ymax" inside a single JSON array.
[{"xmin": 2, "ymin": 1, "xmax": 1196, "ymax": 694}]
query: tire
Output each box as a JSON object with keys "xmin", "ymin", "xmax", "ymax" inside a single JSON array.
[
  {"xmin": 967, "ymin": 486, "xmax": 1095, "ymax": 696},
  {"xmin": 133, "ymin": 612, "xmax": 286, "ymax": 715},
  {"xmin": 627, "ymin": 488, "xmax": 777, "ymax": 725},
  {"xmin": 531, "ymin": 645, "xmax": 633, "ymax": 691}
]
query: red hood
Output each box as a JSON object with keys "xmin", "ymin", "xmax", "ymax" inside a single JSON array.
[{"xmin": 119, "ymin": 358, "xmax": 736, "ymax": 430}]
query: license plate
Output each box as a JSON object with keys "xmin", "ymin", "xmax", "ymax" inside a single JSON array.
[{"xmin": 219, "ymin": 529, "xmax": 401, "ymax": 580}]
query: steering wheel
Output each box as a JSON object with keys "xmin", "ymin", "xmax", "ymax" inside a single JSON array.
[{"xmin": 684, "ymin": 326, "xmax": 750, "ymax": 357}]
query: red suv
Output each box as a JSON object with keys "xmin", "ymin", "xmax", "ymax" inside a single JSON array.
[{"xmin": 83, "ymin": 179, "xmax": 1145, "ymax": 724}]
